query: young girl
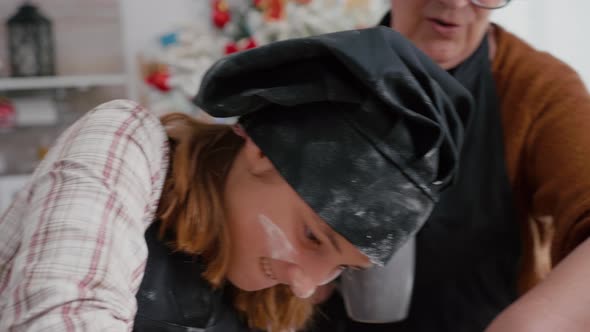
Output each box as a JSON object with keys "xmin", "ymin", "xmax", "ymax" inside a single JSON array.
[{"xmin": 0, "ymin": 27, "xmax": 471, "ymax": 331}]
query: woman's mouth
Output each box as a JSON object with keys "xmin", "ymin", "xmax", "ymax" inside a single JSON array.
[{"xmin": 428, "ymin": 18, "xmax": 461, "ymax": 36}]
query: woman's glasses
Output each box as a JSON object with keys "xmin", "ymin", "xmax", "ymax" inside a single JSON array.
[{"xmin": 471, "ymin": 0, "xmax": 512, "ymax": 9}]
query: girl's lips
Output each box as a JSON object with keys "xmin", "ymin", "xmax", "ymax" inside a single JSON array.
[
  {"xmin": 260, "ymin": 257, "xmax": 317, "ymax": 298},
  {"xmin": 260, "ymin": 257, "xmax": 278, "ymax": 281}
]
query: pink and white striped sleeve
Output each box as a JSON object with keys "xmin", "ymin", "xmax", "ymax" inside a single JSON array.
[{"xmin": 0, "ymin": 100, "xmax": 168, "ymax": 331}]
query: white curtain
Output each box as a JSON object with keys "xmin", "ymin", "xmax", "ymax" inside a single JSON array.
[{"xmin": 493, "ymin": 0, "xmax": 590, "ymax": 87}]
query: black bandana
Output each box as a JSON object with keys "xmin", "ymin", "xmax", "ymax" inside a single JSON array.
[{"xmin": 194, "ymin": 27, "xmax": 473, "ymax": 265}]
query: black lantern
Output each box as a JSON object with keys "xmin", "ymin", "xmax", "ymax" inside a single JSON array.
[{"xmin": 6, "ymin": 3, "xmax": 55, "ymax": 77}]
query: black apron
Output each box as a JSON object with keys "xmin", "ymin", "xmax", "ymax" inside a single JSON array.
[
  {"xmin": 307, "ymin": 20, "xmax": 521, "ymax": 332},
  {"xmin": 133, "ymin": 222, "xmax": 253, "ymax": 332}
]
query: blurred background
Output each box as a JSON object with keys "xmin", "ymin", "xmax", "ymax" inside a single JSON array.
[{"xmin": 0, "ymin": 0, "xmax": 588, "ymax": 213}]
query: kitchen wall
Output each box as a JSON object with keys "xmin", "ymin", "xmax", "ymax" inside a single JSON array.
[{"xmin": 0, "ymin": 0, "xmax": 124, "ymax": 77}]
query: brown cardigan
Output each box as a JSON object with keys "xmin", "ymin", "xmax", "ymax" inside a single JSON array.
[{"xmin": 492, "ymin": 25, "xmax": 590, "ymax": 292}]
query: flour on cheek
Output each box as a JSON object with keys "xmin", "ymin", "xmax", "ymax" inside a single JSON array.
[
  {"xmin": 257, "ymin": 214, "xmax": 316, "ymax": 298},
  {"xmin": 257, "ymin": 214, "xmax": 297, "ymax": 261}
]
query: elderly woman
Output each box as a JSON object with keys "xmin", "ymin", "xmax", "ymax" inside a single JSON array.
[{"xmin": 310, "ymin": 1, "xmax": 590, "ymax": 332}]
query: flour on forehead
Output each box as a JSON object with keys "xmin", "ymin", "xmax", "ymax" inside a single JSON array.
[
  {"xmin": 359, "ymin": 233, "xmax": 396, "ymax": 266},
  {"xmin": 319, "ymin": 187, "xmax": 355, "ymax": 218},
  {"xmin": 303, "ymin": 140, "xmax": 341, "ymax": 167},
  {"xmin": 276, "ymin": 127, "xmax": 298, "ymax": 145},
  {"xmin": 402, "ymin": 195, "xmax": 426, "ymax": 212},
  {"xmin": 353, "ymin": 146, "xmax": 387, "ymax": 171}
]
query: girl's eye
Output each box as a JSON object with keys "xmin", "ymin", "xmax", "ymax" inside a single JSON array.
[
  {"xmin": 304, "ymin": 225, "xmax": 322, "ymax": 246},
  {"xmin": 338, "ymin": 265, "xmax": 361, "ymax": 272}
]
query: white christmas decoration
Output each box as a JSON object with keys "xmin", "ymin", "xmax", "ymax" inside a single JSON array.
[{"xmin": 141, "ymin": 0, "xmax": 389, "ymax": 117}]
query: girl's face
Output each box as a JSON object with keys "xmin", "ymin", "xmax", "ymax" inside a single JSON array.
[{"xmin": 224, "ymin": 135, "xmax": 372, "ymax": 299}]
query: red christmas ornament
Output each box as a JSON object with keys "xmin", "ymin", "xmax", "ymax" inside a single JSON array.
[
  {"xmin": 224, "ymin": 42, "xmax": 240, "ymax": 55},
  {"xmin": 212, "ymin": 0, "xmax": 231, "ymax": 28},
  {"xmin": 145, "ymin": 70, "xmax": 171, "ymax": 92},
  {"xmin": 0, "ymin": 99, "xmax": 16, "ymax": 129},
  {"xmin": 253, "ymin": 0, "xmax": 286, "ymax": 20},
  {"xmin": 213, "ymin": 10, "xmax": 231, "ymax": 28},
  {"xmin": 225, "ymin": 38, "xmax": 258, "ymax": 55},
  {"xmin": 244, "ymin": 37, "xmax": 258, "ymax": 50},
  {"xmin": 266, "ymin": 0, "xmax": 285, "ymax": 20}
]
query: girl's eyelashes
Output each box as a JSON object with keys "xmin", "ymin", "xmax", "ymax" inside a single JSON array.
[
  {"xmin": 304, "ymin": 224, "xmax": 322, "ymax": 246},
  {"xmin": 338, "ymin": 265, "xmax": 362, "ymax": 272}
]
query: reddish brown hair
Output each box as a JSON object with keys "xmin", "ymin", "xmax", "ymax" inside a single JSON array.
[{"xmin": 156, "ymin": 113, "xmax": 314, "ymax": 331}]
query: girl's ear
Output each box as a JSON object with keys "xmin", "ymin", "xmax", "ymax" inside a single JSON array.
[{"xmin": 241, "ymin": 133, "xmax": 275, "ymax": 176}]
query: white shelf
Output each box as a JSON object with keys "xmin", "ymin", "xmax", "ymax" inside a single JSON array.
[{"xmin": 0, "ymin": 74, "xmax": 127, "ymax": 91}]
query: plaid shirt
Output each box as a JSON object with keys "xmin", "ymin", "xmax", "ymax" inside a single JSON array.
[{"xmin": 0, "ymin": 100, "xmax": 169, "ymax": 331}]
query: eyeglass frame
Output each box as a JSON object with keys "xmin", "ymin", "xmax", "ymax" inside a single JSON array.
[{"xmin": 471, "ymin": 0, "xmax": 512, "ymax": 10}]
